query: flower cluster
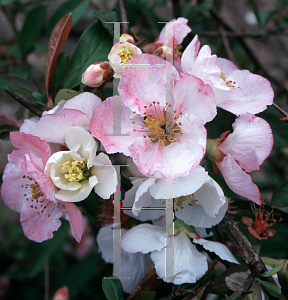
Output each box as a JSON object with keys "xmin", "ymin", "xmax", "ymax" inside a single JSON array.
[{"xmin": 1, "ymin": 17, "xmax": 274, "ymax": 293}]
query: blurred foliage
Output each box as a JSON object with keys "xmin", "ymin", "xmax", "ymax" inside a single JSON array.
[{"xmin": 0, "ymin": 0, "xmax": 288, "ymax": 299}]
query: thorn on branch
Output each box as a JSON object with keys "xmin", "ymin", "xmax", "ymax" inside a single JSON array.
[{"xmin": 5, "ymin": 90, "xmax": 43, "ymax": 117}]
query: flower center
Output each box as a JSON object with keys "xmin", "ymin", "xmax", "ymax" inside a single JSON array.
[
  {"xmin": 119, "ymin": 48, "xmax": 133, "ymax": 64},
  {"xmin": 220, "ymin": 72, "xmax": 239, "ymax": 89},
  {"xmin": 174, "ymin": 45, "xmax": 183, "ymax": 58},
  {"xmin": 174, "ymin": 194, "xmax": 198, "ymax": 212},
  {"xmin": 62, "ymin": 160, "xmax": 91, "ymax": 182},
  {"xmin": 132, "ymin": 102, "xmax": 183, "ymax": 146}
]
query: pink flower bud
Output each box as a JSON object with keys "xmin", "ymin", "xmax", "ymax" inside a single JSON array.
[
  {"xmin": 53, "ymin": 286, "xmax": 69, "ymax": 300},
  {"xmin": 82, "ymin": 61, "xmax": 113, "ymax": 87},
  {"xmin": 120, "ymin": 33, "xmax": 135, "ymax": 44}
]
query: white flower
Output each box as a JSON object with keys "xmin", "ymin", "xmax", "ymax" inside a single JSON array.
[
  {"xmin": 121, "ymin": 222, "xmax": 239, "ymax": 284},
  {"xmin": 108, "ymin": 41, "xmax": 142, "ymax": 78},
  {"xmin": 45, "ymin": 127, "xmax": 117, "ymax": 202},
  {"xmin": 123, "ymin": 160, "xmax": 227, "ymax": 228},
  {"xmin": 97, "ymin": 224, "xmax": 154, "ymax": 293}
]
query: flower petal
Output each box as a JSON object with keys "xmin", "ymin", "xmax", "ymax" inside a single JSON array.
[
  {"xmin": 92, "ymin": 153, "xmax": 117, "ymax": 199},
  {"xmin": 181, "ymin": 35, "xmax": 200, "ymax": 73},
  {"xmin": 217, "ymin": 155, "xmax": 261, "ymax": 204},
  {"xmin": 20, "ymin": 200, "xmax": 61, "ymax": 242},
  {"xmin": 90, "ymin": 96, "xmax": 139, "ymax": 156},
  {"xmin": 149, "ymin": 166, "xmax": 209, "ymax": 199},
  {"xmin": 151, "ymin": 231, "xmax": 208, "ymax": 284},
  {"xmin": 62, "ymin": 202, "xmax": 84, "ymax": 243},
  {"xmin": 119, "ymin": 54, "xmax": 179, "ymax": 115},
  {"xmin": 28, "ymin": 109, "xmax": 90, "ymax": 144},
  {"xmin": 174, "ymin": 73, "xmax": 216, "ymax": 123},
  {"xmin": 193, "ymin": 238, "xmax": 239, "ymax": 264},
  {"xmin": 218, "ymin": 113, "xmax": 273, "ymax": 172},
  {"xmin": 121, "ymin": 224, "xmax": 166, "ymax": 254}
]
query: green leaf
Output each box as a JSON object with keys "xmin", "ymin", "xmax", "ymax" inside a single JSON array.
[
  {"xmin": 260, "ymin": 259, "xmax": 286, "ymax": 277},
  {"xmin": 55, "ymin": 89, "xmax": 81, "ymax": 105},
  {"xmin": 1, "ymin": 75, "xmax": 39, "ymax": 93},
  {"xmin": 20, "ymin": 5, "xmax": 46, "ymax": 57},
  {"xmin": 272, "ymin": 179, "xmax": 288, "ymax": 206},
  {"xmin": 64, "ymin": 21, "xmax": 112, "ymax": 89},
  {"xmin": 242, "ymin": 280, "xmax": 262, "ymax": 300},
  {"xmin": 256, "ymin": 278, "xmax": 282, "ymax": 298},
  {"xmin": 94, "ymin": 10, "xmax": 120, "ymax": 35},
  {"xmin": 0, "ymin": 76, "xmax": 38, "ymax": 101},
  {"xmin": 47, "ymin": 0, "xmax": 91, "ymax": 34},
  {"xmin": 102, "ymin": 277, "xmax": 124, "ymax": 300},
  {"xmin": 134, "ymin": 291, "xmax": 157, "ymax": 300}
]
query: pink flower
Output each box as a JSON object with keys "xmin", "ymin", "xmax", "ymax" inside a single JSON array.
[
  {"xmin": 21, "ymin": 92, "xmax": 101, "ymax": 144},
  {"xmin": 91, "ymin": 54, "xmax": 216, "ymax": 179},
  {"xmin": 181, "ymin": 35, "xmax": 274, "ymax": 115},
  {"xmin": 1, "ymin": 132, "xmax": 84, "ymax": 243},
  {"xmin": 207, "ymin": 113, "xmax": 273, "ymax": 204},
  {"xmin": 143, "ymin": 18, "xmax": 191, "ymax": 72},
  {"xmin": 82, "ymin": 61, "xmax": 113, "ymax": 87}
]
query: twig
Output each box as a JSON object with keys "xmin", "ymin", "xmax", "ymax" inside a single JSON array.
[
  {"xmin": 219, "ymin": 25, "xmax": 238, "ymax": 67},
  {"xmin": 5, "ymin": 91, "xmax": 43, "ymax": 117},
  {"xmin": 265, "ymin": 4, "xmax": 288, "ymax": 32},
  {"xmin": 220, "ymin": 213, "xmax": 265, "ymax": 272},
  {"xmin": 272, "ymin": 102, "xmax": 288, "ymax": 117},
  {"xmin": 118, "ymin": 0, "xmax": 129, "ymax": 34}
]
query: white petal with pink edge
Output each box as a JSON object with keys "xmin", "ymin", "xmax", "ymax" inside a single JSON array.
[
  {"xmin": 216, "ymin": 155, "xmax": 261, "ymax": 204},
  {"xmin": 218, "ymin": 113, "xmax": 273, "ymax": 172}
]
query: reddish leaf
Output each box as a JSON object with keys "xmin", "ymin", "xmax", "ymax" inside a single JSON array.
[
  {"xmin": 127, "ymin": 268, "xmax": 162, "ymax": 300},
  {"xmin": 45, "ymin": 13, "xmax": 72, "ymax": 107},
  {"xmin": 0, "ymin": 114, "xmax": 19, "ymax": 127}
]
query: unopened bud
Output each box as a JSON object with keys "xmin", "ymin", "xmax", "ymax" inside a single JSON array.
[
  {"xmin": 152, "ymin": 45, "xmax": 173, "ymax": 61},
  {"xmin": 120, "ymin": 33, "xmax": 136, "ymax": 45},
  {"xmin": 53, "ymin": 286, "xmax": 68, "ymax": 300},
  {"xmin": 82, "ymin": 61, "xmax": 113, "ymax": 87}
]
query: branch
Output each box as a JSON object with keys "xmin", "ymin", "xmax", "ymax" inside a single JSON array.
[
  {"xmin": 272, "ymin": 103, "xmax": 288, "ymax": 117},
  {"xmin": 5, "ymin": 90, "xmax": 43, "ymax": 117},
  {"xmin": 197, "ymin": 31, "xmax": 288, "ymax": 38},
  {"xmin": 219, "ymin": 25, "xmax": 238, "ymax": 67},
  {"xmin": 118, "ymin": 0, "xmax": 129, "ymax": 34},
  {"xmin": 265, "ymin": 4, "xmax": 288, "ymax": 32},
  {"xmin": 220, "ymin": 213, "xmax": 265, "ymax": 273}
]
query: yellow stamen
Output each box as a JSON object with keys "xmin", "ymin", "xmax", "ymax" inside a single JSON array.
[
  {"xmin": 119, "ymin": 48, "xmax": 133, "ymax": 64},
  {"xmin": 62, "ymin": 160, "xmax": 90, "ymax": 182}
]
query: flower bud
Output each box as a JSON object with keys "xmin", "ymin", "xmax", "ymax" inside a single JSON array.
[
  {"xmin": 53, "ymin": 286, "xmax": 68, "ymax": 300},
  {"xmin": 81, "ymin": 61, "xmax": 113, "ymax": 87},
  {"xmin": 108, "ymin": 42, "xmax": 142, "ymax": 78},
  {"xmin": 120, "ymin": 33, "xmax": 136, "ymax": 44}
]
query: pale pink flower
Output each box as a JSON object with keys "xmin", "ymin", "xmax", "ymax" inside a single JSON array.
[
  {"xmin": 181, "ymin": 35, "xmax": 274, "ymax": 115},
  {"xmin": 208, "ymin": 113, "xmax": 273, "ymax": 204},
  {"xmin": 91, "ymin": 54, "xmax": 216, "ymax": 179},
  {"xmin": 82, "ymin": 61, "xmax": 113, "ymax": 87},
  {"xmin": 21, "ymin": 92, "xmax": 101, "ymax": 144},
  {"xmin": 1, "ymin": 132, "xmax": 84, "ymax": 243},
  {"xmin": 121, "ymin": 222, "xmax": 238, "ymax": 284},
  {"xmin": 143, "ymin": 18, "xmax": 191, "ymax": 72}
]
